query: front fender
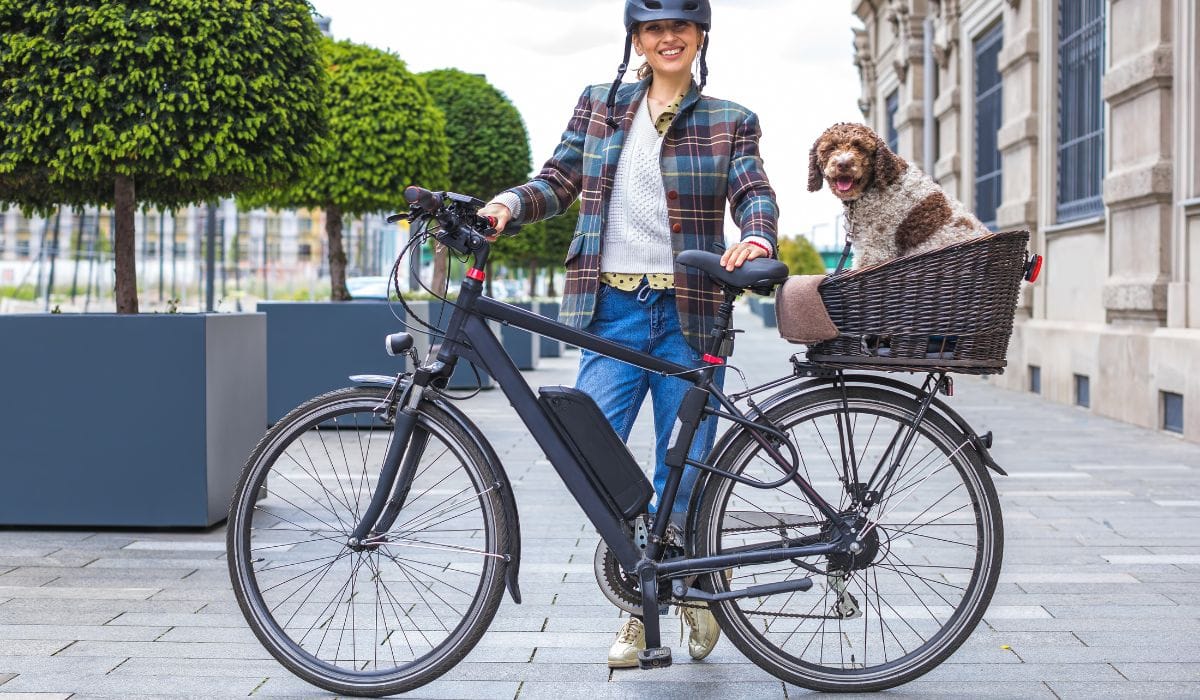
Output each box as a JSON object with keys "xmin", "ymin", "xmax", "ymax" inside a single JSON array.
[{"xmin": 351, "ymin": 375, "xmax": 523, "ymax": 604}]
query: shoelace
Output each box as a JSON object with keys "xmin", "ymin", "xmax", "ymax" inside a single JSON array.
[{"xmin": 617, "ymin": 620, "xmax": 642, "ymax": 644}]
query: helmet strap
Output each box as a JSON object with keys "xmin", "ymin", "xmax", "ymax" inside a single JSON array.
[
  {"xmin": 606, "ymin": 31, "xmax": 634, "ymax": 130},
  {"xmin": 697, "ymin": 31, "xmax": 709, "ymax": 93}
]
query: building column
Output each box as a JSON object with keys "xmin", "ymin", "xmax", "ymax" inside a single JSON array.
[
  {"xmin": 928, "ymin": 0, "xmax": 962, "ymax": 195},
  {"xmin": 1101, "ymin": 0, "xmax": 1173, "ymax": 325},
  {"xmin": 889, "ymin": 0, "xmax": 930, "ymax": 161}
]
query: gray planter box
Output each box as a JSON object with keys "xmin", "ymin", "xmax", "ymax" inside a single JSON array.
[
  {"xmin": 759, "ymin": 300, "xmax": 778, "ymax": 328},
  {"xmin": 258, "ymin": 301, "xmax": 409, "ymax": 423},
  {"xmin": 0, "ymin": 313, "xmax": 265, "ymax": 527},
  {"xmin": 537, "ymin": 300, "xmax": 563, "ymax": 358},
  {"xmin": 406, "ymin": 300, "xmax": 493, "ymax": 390},
  {"xmin": 504, "ymin": 302, "xmax": 540, "ymax": 370}
]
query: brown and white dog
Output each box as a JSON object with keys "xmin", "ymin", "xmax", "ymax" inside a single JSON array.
[{"xmin": 808, "ymin": 122, "xmax": 989, "ymax": 269}]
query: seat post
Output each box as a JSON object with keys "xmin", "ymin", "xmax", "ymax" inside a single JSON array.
[{"xmin": 705, "ymin": 286, "xmax": 740, "ymax": 359}]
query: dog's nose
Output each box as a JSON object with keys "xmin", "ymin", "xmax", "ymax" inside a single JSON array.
[{"xmin": 834, "ymin": 159, "xmax": 852, "ymax": 173}]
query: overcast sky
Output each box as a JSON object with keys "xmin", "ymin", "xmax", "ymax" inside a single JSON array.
[{"xmin": 309, "ymin": 0, "xmax": 863, "ymax": 247}]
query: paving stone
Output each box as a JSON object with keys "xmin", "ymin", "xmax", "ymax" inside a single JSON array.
[
  {"xmin": 0, "ymin": 673, "xmax": 264, "ymax": 696},
  {"xmin": 1046, "ymin": 681, "xmax": 1200, "ymax": 699}
]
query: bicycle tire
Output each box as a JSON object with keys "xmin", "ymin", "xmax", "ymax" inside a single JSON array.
[
  {"xmin": 227, "ymin": 386, "xmax": 507, "ymax": 697},
  {"xmin": 695, "ymin": 386, "xmax": 1003, "ymax": 692}
]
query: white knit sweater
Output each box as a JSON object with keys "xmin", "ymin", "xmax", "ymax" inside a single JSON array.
[{"xmin": 600, "ymin": 100, "xmax": 674, "ymax": 274}]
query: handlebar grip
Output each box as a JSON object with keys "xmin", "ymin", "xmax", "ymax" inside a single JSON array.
[{"xmin": 404, "ymin": 186, "xmax": 442, "ymax": 213}]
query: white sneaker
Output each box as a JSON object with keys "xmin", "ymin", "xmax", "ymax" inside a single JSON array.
[{"xmin": 607, "ymin": 617, "xmax": 645, "ymax": 668}]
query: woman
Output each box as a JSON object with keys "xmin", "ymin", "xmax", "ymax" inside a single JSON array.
[{"xmin": 479, "ymin": 0, "xmax": 778, "ymax": 668}]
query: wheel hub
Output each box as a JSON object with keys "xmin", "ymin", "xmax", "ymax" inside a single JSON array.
[{"xmin": 825, "ymin": 516, "xmax": 881, "ymax": 572}]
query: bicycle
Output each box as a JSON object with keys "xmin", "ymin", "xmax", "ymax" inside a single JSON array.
[{"xmin": 227, "ymin": 186, "xmax": 1013, "ymax": 695}]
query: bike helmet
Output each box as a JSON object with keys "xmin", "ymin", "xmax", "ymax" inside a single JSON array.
[
  {"xmin": 624, "ymin": 0, "xmax": 711, "ymax": 32},
  {"xmin": 606, "ymin": 0, "xmax": 712, "ymax": 129}
]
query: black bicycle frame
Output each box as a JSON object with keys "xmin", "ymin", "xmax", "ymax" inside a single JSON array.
[{"xmin": 352, "ymin": 236, "xmax": 854, "ymax": 652}]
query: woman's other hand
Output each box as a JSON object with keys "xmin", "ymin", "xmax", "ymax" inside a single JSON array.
[
  {"xmin": 477, "ymin": 203, "xmax": 513, "ymax": 241},
  {"xmin": 721, "ymin": 240, "xmax": 770, "ymax": 271}
]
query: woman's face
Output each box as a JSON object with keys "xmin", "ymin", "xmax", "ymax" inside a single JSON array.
[{"xmin": 632, "ymin": 19, "xmax": 702, "ymax": 80}]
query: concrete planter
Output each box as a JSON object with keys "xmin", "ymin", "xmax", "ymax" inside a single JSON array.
[
  {"xmin": 537, "ymin": 300, "xmax": 564, "ymax": 358},
  {"xmin": 759, "ymin": 300, "xmax": 778, "ymax": 328},
  {"xmin": 406, "ymin": 300, "xmax": 493, "ymax": 389},
  {"xmin": 0, "ymin": 313, "xmax": 265, "ymax": 527},
  {"xmin": 504, "ymin": 302, "xmax": 540, "ymax": 370},
  {"xmin": 258, "ymin": 301, "xmax": 408, "ymax": 424}
]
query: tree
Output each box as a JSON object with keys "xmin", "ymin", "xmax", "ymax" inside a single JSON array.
[
  {"xmin": 420, "ymin": 69, "xmax": 531, "ymax": 292},
  {"xmin": 0, "ymin": 0, "xmax": 326, "ymax": 313},
  {"xmin": 492, "ymin": 200, "xmax": 578, "ymax": 297},
  {"xmin": 778, "ymin": 235, "xmax": 827, "ymax": 276},
  {"xmin": 247, "ymin": 40, "xmax": 449, "ymax": 300}
]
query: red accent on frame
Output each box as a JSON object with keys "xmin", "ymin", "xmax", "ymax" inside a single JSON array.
[
  {"xmin": 467, "ymin": 268, "xmax": 486, "ymax": 282},
  {"xmin": 702, "ymin": 354, "xmax": 725, "ymax": 365}
]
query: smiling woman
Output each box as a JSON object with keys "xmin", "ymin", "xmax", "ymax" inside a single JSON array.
[
  {"xmin": 308, "ymin": 0, "xmax": 863, "ymax": 237},
  {"xmin": 469, "ymin": 0, "xmax": 783, "ymax": 669}
]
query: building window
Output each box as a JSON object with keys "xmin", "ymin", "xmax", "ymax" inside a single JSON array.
[
  {"xmin": 974, "ymin": 23, "xmax": 1003, "ymax": 230},
  {"xmin": 1056, "ymin": 0, "xmax": 1105, "ymax": 223},
  {"xmin": 1162, "ymin": 392, "xmax": 1183, "ymax": 434},
  {"xmin": 1029, "ymin": 365, "xmax": 1041, "ymax": 394},
  {"xmin": 1074, "ymin": 373, "xmax": 1090, "ymax": 408},
  {"xmin": 298, "ymin": 243, "xmax": 313, "ymax": 261},
  {"xmin": 886, "ymin": 90, "xmax": 900, "ymax": 153}
]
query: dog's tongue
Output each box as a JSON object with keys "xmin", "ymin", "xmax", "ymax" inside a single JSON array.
[{"xmin": 835, "ymin": 177, "xmax": 855, "ymax": 192}]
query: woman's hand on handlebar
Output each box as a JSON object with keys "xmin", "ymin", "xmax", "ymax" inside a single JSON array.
[
  {"xmin": 721, "ymin": 240, "xmax": 770, "ymax": 271},
  {"xmin": 477, "ymin": 203, "xmax": 513, "ymax": 241}
]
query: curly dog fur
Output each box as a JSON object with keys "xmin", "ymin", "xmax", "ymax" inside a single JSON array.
[{"xmin": 808, "ymin": 122, "xmax": 989, "ymax": 269}]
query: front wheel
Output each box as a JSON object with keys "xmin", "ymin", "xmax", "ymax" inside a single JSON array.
[
  {"xmin": 227, "ymin": 387, "xmax": 508, "ymax": 697},
  {"xmin": 695, "ymin": 386, "xmax": 1003, "ymax": 692}
]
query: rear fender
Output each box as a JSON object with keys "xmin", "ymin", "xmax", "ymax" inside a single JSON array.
[{"xmin": 351, "ymin": 375, "xmax": 523, "ymax": 604}]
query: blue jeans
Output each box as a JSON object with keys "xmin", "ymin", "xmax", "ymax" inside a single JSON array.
[{"xmin": 575, "ymin": 284, "xmax": 724, "ymax": 515}]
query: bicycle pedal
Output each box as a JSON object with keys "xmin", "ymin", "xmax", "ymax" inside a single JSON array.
[{"xmin": 637, "ymin": 646, "xmax": 672, "ymax": 669}]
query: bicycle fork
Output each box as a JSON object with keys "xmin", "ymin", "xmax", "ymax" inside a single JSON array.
[{"xmin": 347, "ymin": 381, "xmax": 427, "ymax": 549}]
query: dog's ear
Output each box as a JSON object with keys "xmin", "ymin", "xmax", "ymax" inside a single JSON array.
[
  {"xmin": 873, "ymin": 138, "xmax": 904, "ymax": 188},
  {"xmin": 807, "ymin": 140, "xmax": 823, "ymax": 192}
]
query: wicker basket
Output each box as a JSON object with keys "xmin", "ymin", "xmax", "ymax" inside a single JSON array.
[{"xmin": 805, "ymin": 230, "xmax": 1031, "ymax": 375}]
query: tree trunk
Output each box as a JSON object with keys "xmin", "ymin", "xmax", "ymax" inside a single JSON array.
[
  {"xmin": 113, "ymin": 174, "xmax": 138, "ymax": 314},
  {"xmin": 547, "ymin": 268, "xmax": 557, "ymax": 298},
  {"xmin": 528, "ymin": 261, "xmax": 537, "ymax": 297},
  {"xmin": 326, "ymin": 204, "xmax": 350, "ymax": 301},
  {"xmin": 431, "ymin": 243, "xmax": 449, "ymax": 295}
]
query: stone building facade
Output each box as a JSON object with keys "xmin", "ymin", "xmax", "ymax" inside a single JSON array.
[{"xmin": 852, "ymin": 0, "xmax": 1199, "ymax": 442}]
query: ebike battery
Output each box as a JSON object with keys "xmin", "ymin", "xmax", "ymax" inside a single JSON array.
[{"xmin": 537, "ymin": 386, "xmax": 653, "ymax": 519}]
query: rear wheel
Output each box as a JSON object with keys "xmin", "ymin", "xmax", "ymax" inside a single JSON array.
[
  {"xmin": 227, "ymin": 387, "xmax": 507, "ymax": 697},
  {"xmin": 695, "ymin": 386, "xmax": 1003, "ymax": 692}
]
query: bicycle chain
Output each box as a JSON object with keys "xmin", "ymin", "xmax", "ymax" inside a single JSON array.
[{"xmin": 671, "ymin": 599, "xmax": 845, "ymax": 620}]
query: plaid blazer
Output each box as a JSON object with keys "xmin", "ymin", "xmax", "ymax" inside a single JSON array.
[{"xmin": 503, "ymin": 78, "xmax": 778, "ymax": 352}]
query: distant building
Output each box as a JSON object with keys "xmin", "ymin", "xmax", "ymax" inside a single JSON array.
[{"xmin": 852, "ymin": 0, "xmax": 1198, "ymax": 441}]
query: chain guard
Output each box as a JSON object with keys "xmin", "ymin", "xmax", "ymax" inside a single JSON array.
[{"xmin": 593, "ymin": 538, "xmax": 646, "ymax": 615}]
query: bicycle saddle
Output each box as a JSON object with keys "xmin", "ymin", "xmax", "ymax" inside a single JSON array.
[{"xmin": 676, "ymin": 250, "xmax": 790, "ymax": 294}]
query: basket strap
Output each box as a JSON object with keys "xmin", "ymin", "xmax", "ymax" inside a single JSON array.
[
  {"xmin": 833, "ymin": 239, "xmax": 853, "ymax": 275},
  {"xmin": 834, "ymin": 209, "xmax": 854, "ymax": 274}
]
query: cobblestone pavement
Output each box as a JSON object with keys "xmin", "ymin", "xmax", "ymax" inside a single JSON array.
[{"xmin": 1, "ymin": 309, "xmax": 1199, "ymax": 699}]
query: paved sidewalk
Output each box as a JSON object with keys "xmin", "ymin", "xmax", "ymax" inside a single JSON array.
[{"xmin": 1, "ymin": 310, "xmax": 1199, "ymax": 699}]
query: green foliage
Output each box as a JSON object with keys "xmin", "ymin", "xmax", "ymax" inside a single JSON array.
[
  {"xmin": 0, "ymin": 0, "xmax": 326, "ymax": 211},
  {"xmin": 420, "ymin": 68, "xmax": 531, "ymax": 200},
  {"xmin": 778, "ymin": 235, "xmax": 827, "ymax": 276},
  {"xmin": 247, "ymin": 39, "xmax": 449, "ymax": 214},
  {"xmin": 492, "ymin": 200, "xmax": 579, "ymax": 268}
]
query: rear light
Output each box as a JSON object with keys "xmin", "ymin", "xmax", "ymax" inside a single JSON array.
[{"xmin": 1024, "ymin": 254, "xmax": 1043, "ymax": 283}]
